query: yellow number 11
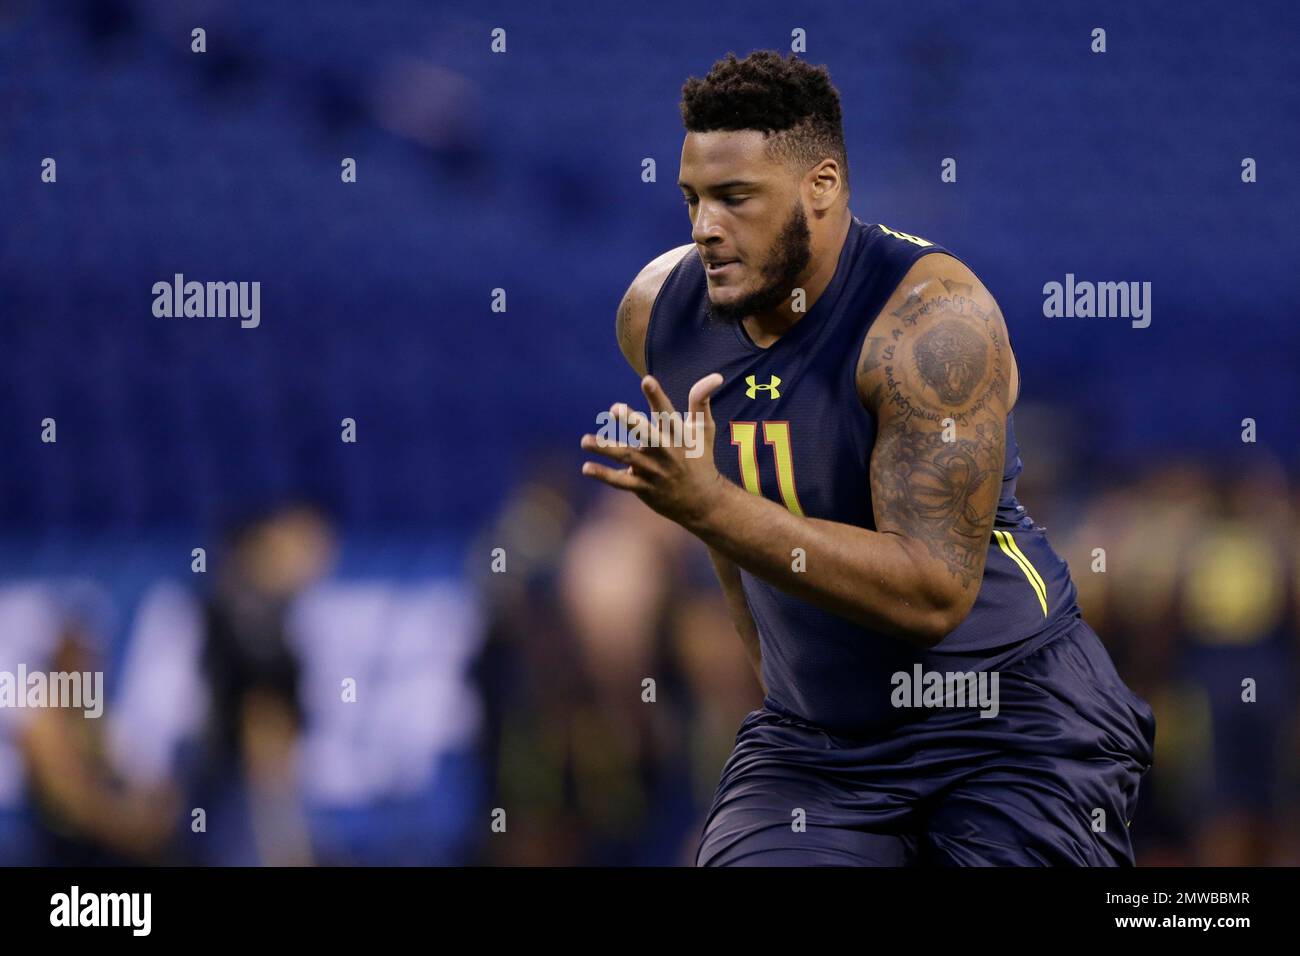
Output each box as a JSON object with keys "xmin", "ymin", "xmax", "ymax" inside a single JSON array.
[{"xmin": 729, "ymin": 421, "xmax": 805, "ymax": 517}]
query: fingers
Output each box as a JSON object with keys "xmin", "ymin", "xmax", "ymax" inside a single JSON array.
[
  {"xmin": 612, "ymin": 401, "xmax": 661, "ymax": 448},
  {"xmin": 581, "ymin": 376, "xmax": 724, "ymax": 495},
  {"xmin": 641, "ymin": 375, "xmax": 675, "ymax": 417},
  {"xmin": 579, "ymin": 433, "xmax": 663, "ymax": 475},
  {"xmin": 687, "ymin": 372, "xmax": 725, "ymax": 418},
  {"xmin": 580, "ymin": 461, "xmax": 651, "ymax": 493}
]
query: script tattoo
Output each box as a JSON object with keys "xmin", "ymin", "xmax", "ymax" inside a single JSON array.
[
  {"xmin": 616, "ymin": 290, "xmax": 642, "ymax": 373},
  {"xmin": 860, "ymin": 278, "xmax": 1007, "ymax": 428},
  {"xmin": 859, "ymin": 271, "xmax": 1010, "ymax": 592}
]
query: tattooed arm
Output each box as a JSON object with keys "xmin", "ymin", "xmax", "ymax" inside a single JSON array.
[
  {"xmin": 646, "ymin": 254, "xmax": 1014, "ymax": 649},
  {"xmin": 857, "ymin": 255, "xmax": 1015, "ymax": 626}
]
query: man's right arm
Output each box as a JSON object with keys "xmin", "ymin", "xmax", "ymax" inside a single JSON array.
[
  {"xmin": 615, "ymin": 243, "xmax": 693, "ymax": 377},
  {"xmin": 704, "ymin": 544, "xmax": 766, "ymax": 694},
  {"xmin": 614, "ymin": 247, "xmax": 766, "ymax": 694}
]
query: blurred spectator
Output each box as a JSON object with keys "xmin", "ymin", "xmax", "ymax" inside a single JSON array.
[
  {"xmin": 474, "ymin": 467, "xmax": 761, "ymax": 865},
  {"xmin": 191, "ymin": 504, "xmax": 336, "ymax": 865},
  {"xmin": 0, "ymin": 584, "xmax": 176, "ymax": 864}
]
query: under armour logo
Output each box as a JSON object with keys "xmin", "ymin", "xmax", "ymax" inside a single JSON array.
[{"xmin": 745, "ymin": 374, "xmax": 781, "ymax": 399}]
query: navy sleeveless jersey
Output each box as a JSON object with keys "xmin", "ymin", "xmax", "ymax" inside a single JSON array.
[{"xmin": 646, "ymin": 217, "xmax": 1082, "ymax": 735}]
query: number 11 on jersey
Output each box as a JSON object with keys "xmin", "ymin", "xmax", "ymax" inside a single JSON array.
[{"xmin": 729, "ymin": 421, "xmax": 805, "ymax": 517}]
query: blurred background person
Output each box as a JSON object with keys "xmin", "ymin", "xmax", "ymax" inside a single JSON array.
[
  {"xmin": 473, "ymin": 471, "xmax": 761, "ymax": 865},
  {"xmin": 0, "ymin": 584, "xmax": 176, "ymax": 865},
  {"xmin": 189, "ymin": 503, "xmax": 336, "ymax": 866}
]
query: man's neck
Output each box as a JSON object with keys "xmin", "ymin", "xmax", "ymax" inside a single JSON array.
[{"xmin": 742, "ymin": 208, "xmax": 853, "ymax": 349}]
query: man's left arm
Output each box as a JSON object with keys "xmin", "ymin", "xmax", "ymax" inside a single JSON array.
[{"xmin": 580, "ymin": 255, "xmax": 1012, "ymax": 650}]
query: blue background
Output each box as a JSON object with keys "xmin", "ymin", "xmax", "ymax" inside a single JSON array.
[{"xmin": 2, "ymin": 0, "xmax": 1296, "ymax": 539}]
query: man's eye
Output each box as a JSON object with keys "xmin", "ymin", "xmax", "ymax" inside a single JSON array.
[
  {"xmin": 682, "ymin": 196, "xmax": 698, "ymax": 206},
  {"xmin": 723, "ymin": 196, "xmax": 747, "ymax": 207}
]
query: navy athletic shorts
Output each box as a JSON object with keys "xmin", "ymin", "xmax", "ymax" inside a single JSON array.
[{"xmin": 696, "ymin": 616, "xmax": 1156, "ymax": 866}]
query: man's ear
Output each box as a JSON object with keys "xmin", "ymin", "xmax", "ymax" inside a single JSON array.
[{"xmin": 808, "ymin": 160, "xmax": 843, "ymax": 211}]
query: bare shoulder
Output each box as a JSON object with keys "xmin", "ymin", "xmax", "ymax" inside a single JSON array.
[
  {"xmin": 855, "ymin": 252, "xmax": 1019, "ymax": 414},
  {"xmin": 615, "ymin": 243, "xmax": 695, "ymax": 376}
]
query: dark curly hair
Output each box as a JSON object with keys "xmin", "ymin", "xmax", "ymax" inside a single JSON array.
[{"xmin": 680, "ymin": 50, "xmax": 849, "ymax": 196}]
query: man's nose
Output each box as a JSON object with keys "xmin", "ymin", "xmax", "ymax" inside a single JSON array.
[{"xmin": 691, "ymin": 203, "xmax": 724, "ymax": 246}]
